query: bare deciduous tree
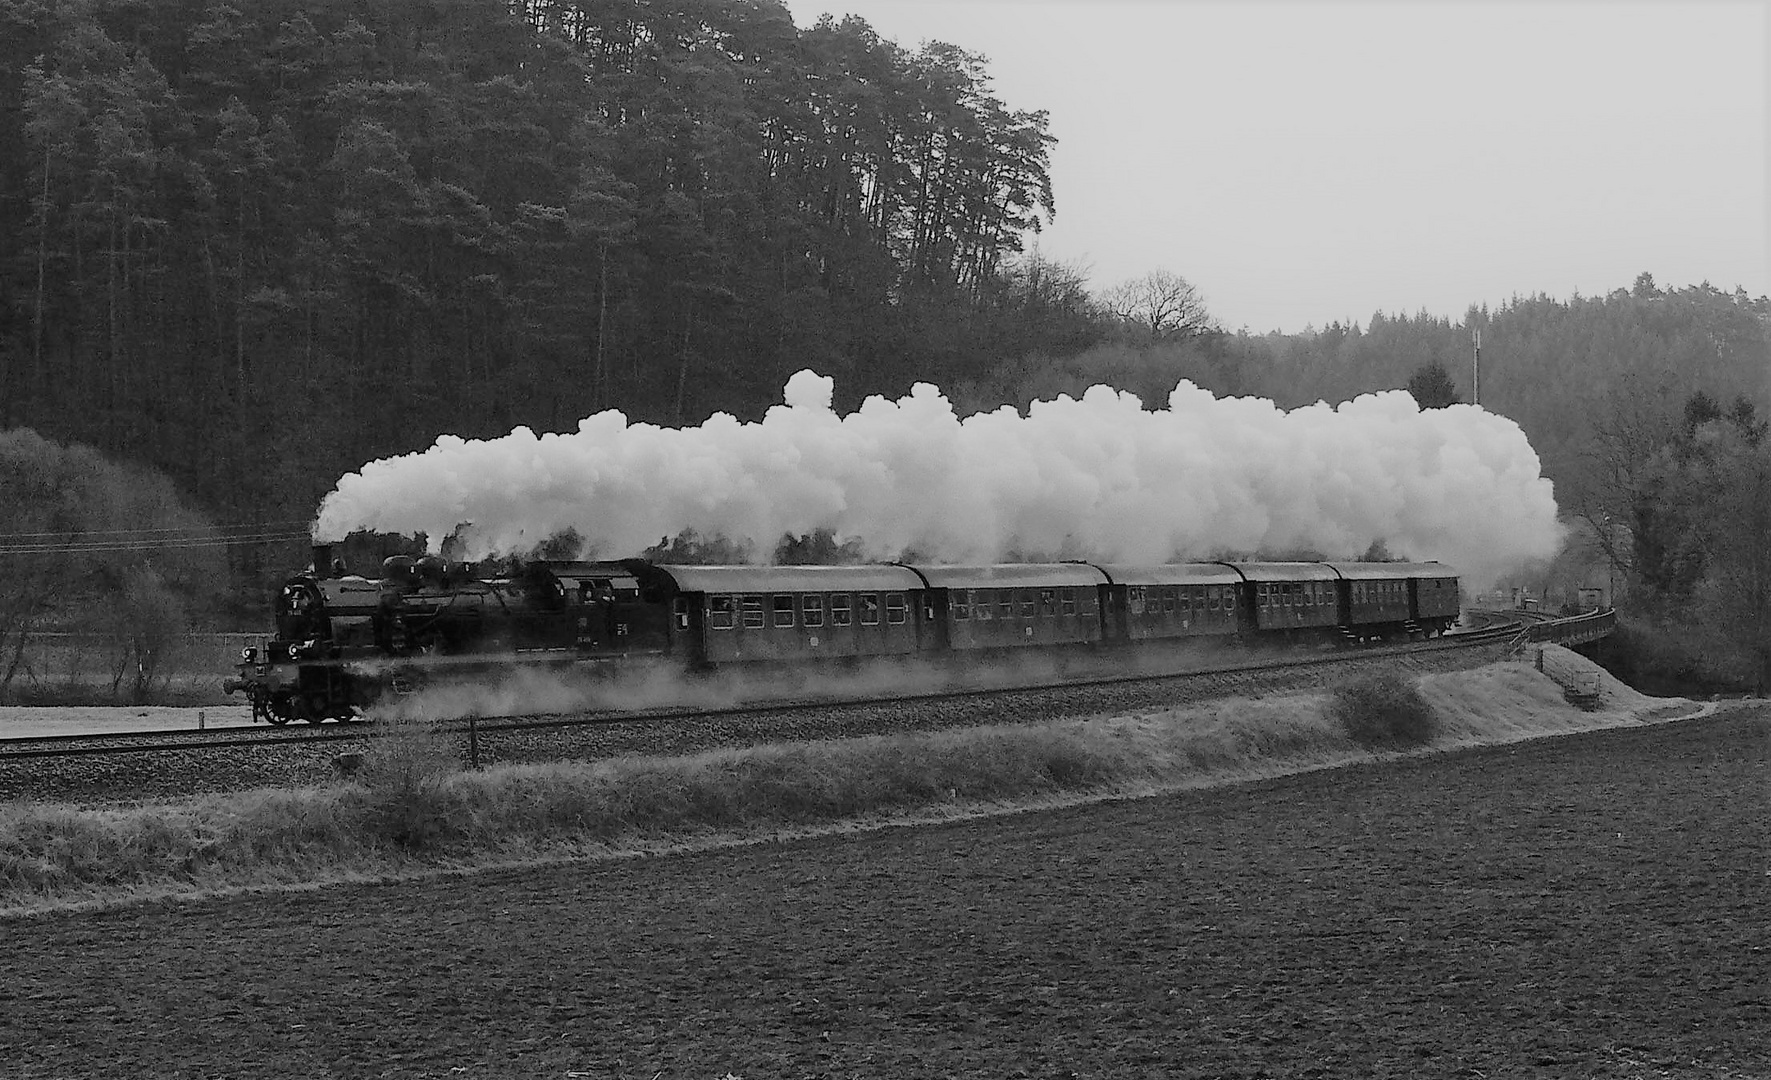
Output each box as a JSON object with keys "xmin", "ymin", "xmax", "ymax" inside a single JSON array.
[
  {"xmin": 1566, "ymin": 372, "xmax": 1684, "ymax": 595},
  {"xmin": 1100, "ymin": 269, "xmax": 1216, "ymax": 341}
]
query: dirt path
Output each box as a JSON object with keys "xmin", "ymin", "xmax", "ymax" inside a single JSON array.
[{"xmin": 3, "ymin": 707, "xmax": 1765, "ymax": 1079}]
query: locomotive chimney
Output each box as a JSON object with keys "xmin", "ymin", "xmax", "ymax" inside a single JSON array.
[{"xmin": 312, "ymin": 543, "xmax": 334, "ymax": 579}]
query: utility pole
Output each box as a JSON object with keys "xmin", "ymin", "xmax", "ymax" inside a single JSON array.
[{"xmin": 1472, "ymin": 329, "xmax": 1481, "ymax": 407}]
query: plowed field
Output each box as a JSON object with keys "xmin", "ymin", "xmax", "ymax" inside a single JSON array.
[{"xmin": 3, "ymin": 706, "xmax": 1765, "ymax": 1079}]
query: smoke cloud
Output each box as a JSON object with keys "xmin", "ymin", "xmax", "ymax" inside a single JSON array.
[{"xmin": 314, "ymin": 372, "xmax": 1562, "ymax": 586}]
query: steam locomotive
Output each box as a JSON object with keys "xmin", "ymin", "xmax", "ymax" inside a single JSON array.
[{"xmin": 225, "ymin": 544, "xmax": 1461, "ymax": 724}]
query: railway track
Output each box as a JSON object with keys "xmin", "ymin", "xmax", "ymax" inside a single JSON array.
[{"xmin": 0, "ymin": 607, "xmax": 1611, "ymax": 768}]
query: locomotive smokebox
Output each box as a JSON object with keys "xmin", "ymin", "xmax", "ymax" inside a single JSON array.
[{"xmin": 312, "ymin": 543, "xmax": 334, "ymax": 579}]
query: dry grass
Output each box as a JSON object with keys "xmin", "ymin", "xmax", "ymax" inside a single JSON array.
[{"xmin": 0, "ymin": 648, "xmax": 1709, "ymax": 916}]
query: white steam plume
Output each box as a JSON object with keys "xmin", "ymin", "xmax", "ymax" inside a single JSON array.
[{"xmin": 314, "ymin": 372, "xmax": 1562, "ymax": 586}]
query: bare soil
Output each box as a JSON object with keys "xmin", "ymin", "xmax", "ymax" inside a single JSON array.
[{"xmin": 2, "ymin": 706, "xmax": 1765, "ymax": 1080}]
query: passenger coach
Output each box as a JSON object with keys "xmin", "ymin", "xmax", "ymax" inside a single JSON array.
[
  {"xmin": 906, "ymin": 563, "xmax": 1107, "ymax": 652},
  {"xmin": 1095, "ymin": 563, "xmax": 1244, "ymax": 642},
  {"xmin": 643, "ymin": 563, "xmax": 927, "ymax": 665},
  {"xmin": 1233, "ymin": 561, "xmax": 1344, "ymax": 641}
]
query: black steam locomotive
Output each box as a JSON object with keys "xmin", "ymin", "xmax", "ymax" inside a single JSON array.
[{"xmin": 226, "ymin": 545, "xmax": 1460, "ymax": 724}]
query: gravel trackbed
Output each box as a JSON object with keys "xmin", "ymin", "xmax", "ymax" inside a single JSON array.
[{"xmin": 2, "ymin": 705, "xmax": 1765, "ymax": 1079}]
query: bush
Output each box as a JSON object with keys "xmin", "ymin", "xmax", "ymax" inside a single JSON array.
[
  {"xmin": 1587, "ymin": 616, "xmax": 1755, "ymax": 698},
  {"xmin": 353, "ymin": 715, "xmax": 464, "ymax": 851},
  {"xmin": 1329, "ymin": 668, "xmax": 1438, "ymax": 749}
]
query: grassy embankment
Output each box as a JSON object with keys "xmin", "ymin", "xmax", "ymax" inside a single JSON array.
[{"xmin": 0, "ymin": 647, "xmax": 1706, "ymax": 917}]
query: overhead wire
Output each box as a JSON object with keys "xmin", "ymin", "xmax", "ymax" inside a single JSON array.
[
  {"xmin": 0, "ymin": 524, "xmax": 317, "ymax": 556},
  {"xmin": 0, "ymin": 519, "xmax": 311, "ymax": 539}
]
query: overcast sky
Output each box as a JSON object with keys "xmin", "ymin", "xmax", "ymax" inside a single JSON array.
[{"xmin": 791, "ymin": 0, "xmax": 1768, "ymax": 335}]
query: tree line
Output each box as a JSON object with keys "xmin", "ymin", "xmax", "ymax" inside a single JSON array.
[
  {"xmin": 0, "ymin": 0, "xmax": 1089, "ymax": 567},
  {"xmin": 960, "ymin": 275, "xmax": 1771, "ymax": 691}
]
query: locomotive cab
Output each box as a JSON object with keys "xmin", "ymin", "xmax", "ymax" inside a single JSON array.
[{"xmin": 275, "ymin": 579, "xmax": 327, "ymax": 646}]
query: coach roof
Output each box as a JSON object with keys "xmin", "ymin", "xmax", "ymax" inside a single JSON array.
[
  {"xmin": 1094, "ymin": 563, "xmax": 1244, "ymax": 586},
  {"xmin": 1223, "ymin": 562, "xmax": 1344, "ymax": 582},
  {"xmin": 652, "ymin": 564, "xmax": 925, "ymax": 594},
  {"xmin": 903, "ymin": 563, "xmax": 1109, "ymax": 589},
  {"xmin": 1324, "ymin": 561, "xmax": 1459, "ymax": 580}
]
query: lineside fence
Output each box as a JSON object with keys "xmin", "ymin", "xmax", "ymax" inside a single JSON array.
[{"xmin": 0, "ymin": 632, "xmax": 266, "ymax": 704}]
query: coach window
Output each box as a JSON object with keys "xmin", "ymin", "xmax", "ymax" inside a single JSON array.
[
  {"xmin": 1061, "ymin": 589, "xmax": 1076, "ymax": 616},
  {"xmin": 998, "ymin": 591, "xmax": 1014, "ymax": 619},
  {"xmin": 831, "ymin": 594, "xmax": 852, "ymax": 626},
  {"xmin": 1040, "ymin": 588, "xmax": 1056, "ymax": 616},
  {"xmin": 1209, "ymin": 588, "xmax": 1221, "ymax": 611},
  {"xmin": 1014, "ymin": 590, "xmax": 1031, "ymax": 618},
  {"xmin": 710, "ymin": 595, "xmax": 735, "ymax": 630},
  {"xmin": 1164, "ymin": 588, "xmax": 1176, "ymax": 613},
  {"xmin": 954, "ymin": 589, "xmax": 971, "ymax": 620},
  {"xmin": 973, "ymin": 588, "xmax": 993, "ymax": 619},
  {"xmin": 803, "ymin": 594, "xmax": 824, "ymax": 627},
  {"xmin": 741, "ymin": 595, "xmax": 765, "ymax": 628},
  {"xmin": 860, "ymin": 594, "xmax": 880, "ymax": 625},
  {"xmin": 773, "ymin": 594, "xmax": 796, "ymax": 628},
  {"xmin": 886, "ymin": 593, "xmax": 907, "ymax": 625}
]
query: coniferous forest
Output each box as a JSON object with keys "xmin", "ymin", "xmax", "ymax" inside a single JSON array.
[
  {"xmin": 2, "ymin": 0, "xmax": 1770, "ymax": 696},
  {"xmin": 1, "ymin": 0, "xmax": 1076, "ymax": 534}
]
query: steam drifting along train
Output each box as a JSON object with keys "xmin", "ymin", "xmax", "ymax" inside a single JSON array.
[{"xmin": 225, "ymin": 545, "xmax": 1460, "ymax": 724}]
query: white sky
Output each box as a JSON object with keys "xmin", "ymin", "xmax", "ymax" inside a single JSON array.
[{"xmin": 791, "ymin": 0, "xmax": 1769, "ymax": 334}]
